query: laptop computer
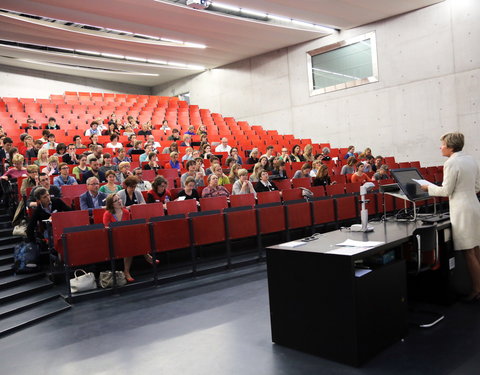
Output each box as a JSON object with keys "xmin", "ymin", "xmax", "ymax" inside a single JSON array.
[{"xmin": 390, "ymin": 168, "xmax": 430, "ymax": 201}]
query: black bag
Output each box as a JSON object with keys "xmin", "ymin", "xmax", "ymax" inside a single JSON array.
[{"xmin": 13, "ymin": 241, "xmax": 40, "ymax": 273}]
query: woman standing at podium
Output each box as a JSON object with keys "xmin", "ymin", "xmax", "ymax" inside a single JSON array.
[{"xmin": 421, "ymin": 132, "xmax": 480, "ymax": 301}]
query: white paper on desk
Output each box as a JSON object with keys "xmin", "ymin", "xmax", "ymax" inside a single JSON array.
[
  {"xmin": 336, "ymin": 239, "xmax": 384, "ymax": 247},
  {"xmin": 279, "ymin": 241, "xmax": 307, "ymax": 248},
  {"xmin": 327, "ymin": 247, "xmax": 374, "ymax": 256},
  {"xmin": 412, "ymin": 178, "xmax": 436, "ymax": 187},
  {"xmin": 355, "ymin": 268, "xmax": 372, "ymax": 277}
]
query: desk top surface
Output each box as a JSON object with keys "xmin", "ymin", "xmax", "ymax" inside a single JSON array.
[{"xmin": 268, "ymin": 220, "xmax": 449, "ymax": 260}]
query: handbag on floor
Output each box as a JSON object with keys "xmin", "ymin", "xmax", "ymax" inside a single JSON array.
[
  {"xmin": 99, "ymin": 271, "xmax": 127, "ymax": 288},
  {"xmin": 70, "ymin": 269, "xmax": 97, "ymax": 293}
]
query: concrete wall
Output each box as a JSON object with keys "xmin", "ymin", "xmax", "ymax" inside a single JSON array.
[
  {"xmin": 0, "ymin": 64, "xmax": 150, "ymax": 100},
  {"xmin": 153, "ymin": 0, "xmax": 480, "ymax": 166}
]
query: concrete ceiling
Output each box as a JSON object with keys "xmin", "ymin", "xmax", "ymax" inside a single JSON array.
[{"xmin": 0, "ymin": 0, "xmax": 444, "ymax": 87}]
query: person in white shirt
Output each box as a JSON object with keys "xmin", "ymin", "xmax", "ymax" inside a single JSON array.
[
  {"xmin": 84, "ymin": 121, "xmax": 101, "ymax": 137},
  {"xmin": 106, "ymin": 134, "xmax": 123, "ymax": 150},
  {"xmin": 42, "ymin": 134, "xmax": 58, "ymax": 150},
  {"xmin": 215, "ymin": 137, "xmax": 232, "ymax": 153},
  {"xmin": 146, "ymin": 135, "xmax": 161, "ymax": 149}
]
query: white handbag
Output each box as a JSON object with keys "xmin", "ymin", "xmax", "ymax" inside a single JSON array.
[{"xmin": 70, "ymin": 269, "xmax": 97, "ymax": 293}]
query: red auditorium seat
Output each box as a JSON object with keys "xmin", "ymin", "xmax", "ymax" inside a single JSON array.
[
  {"xmin": 52, "ymin": 210, "xmax": 90, "ymax": 255},
  {"xmin": 230, "ymin": 193, "xmax": 256, "ymax": 208},
  {"xmin": 130, "ymin": 203, "xmax": 165, "ymax": 220},
  {"xmin": 282, "ymin": 188, "xmax": 303, "ymax": 202},
  {"xmin": 199, "ymin": 196, "xmax": 228, "ymax": 211},
  {"xmin": 166, "ymin": 199, "xmax": 198, "ymax": 215},
  {"xmin": 256, "ymin": 190, "xmax": 281, "ymax": 205}
]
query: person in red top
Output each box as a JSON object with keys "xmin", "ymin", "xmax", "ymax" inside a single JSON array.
[
  {"xmin": 146, "ymin": 175, "xmax": 171, "ymax": 203},
  {"xmin": 350, "ymin": 162, "xmax": 373, "ymax": 184}
]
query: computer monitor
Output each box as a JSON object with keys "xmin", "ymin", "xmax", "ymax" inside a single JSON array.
[{"xmin": 390, "ymin": 168, "xmax": 430, "ymax": 201}]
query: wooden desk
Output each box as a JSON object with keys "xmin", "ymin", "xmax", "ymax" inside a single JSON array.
[{"xmin": 266, "ymin": 220, "xmax": 453, "ymax": 366}]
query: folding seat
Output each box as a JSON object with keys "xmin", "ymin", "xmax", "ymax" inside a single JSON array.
[
  {"xmin": 309, "ymin": 186, "xmax": 326, "ymax": 197},
  {"xmin": 273, "ymin": 179, "xmax": 291, "ymax": 191},
  {"xmin": 311, "ymin": 197, "xmax": 336, "ymax": 228},
  {"xmin": 142, "ymin": 169, "xmax": 156, "ymax": 182},
  {"xmin": 256, "ymin": 190, "xmax": 281, "ymax": 205},
  {"xmin": 61, "ymin": 184, "xmax": 88, "ymax": 199},
  {"xmin": 166, "ymin": 199, "xmax": 198, "ymax": 215},
  {"xmin": 158, "ymin": 168, "xmax": 180, "ymax": 179},
  {"xmin": 398, "ymin": 162, "xmax": 411, "ymax": 168},
  {"xmin": 199, "ymin": 196, "xmax": 228, "ymax": 211},
  {"xmin": 345, "ymin": 182, "xmax": 362, "ymax": 194},
  {"xmin": 224, "ymin": 206, "xmax": 258, "ymax": 243},
  {"xmin": 292, "ymin": 178, "xmax": 312, "ymax": 189},
  {"xmin": 91, "ymin": 208, "xmax": 106, "ymax": 224},
  {"xmin": 62, "ymin": 224, "xmax": 110, "ymax": 298},
  {"xmin": 284, "ymin": 199, "xmax": 313, "ymax": 240},
  {"xmin": 331, "ymin": 175, "xmax": 347, "ymax": 184},
  {"xmin": 384, "ymin": 156, "xmax": 396, "ymax": 165},
  {"xmin": 335, "ymin": 195, "xmax": 358, "ymax": 224},
  {"xmin": 256, "ymin": 202, "xmax": 286, "ymax": 245},
  {"xmin": 52, "ymin": 210, "xmax": 90, "ymax": 255},
  {"xmin": 130, "ymin": 203, "xmax": 165, "ymax": 220},
  {"xmin": 230, "ymin": 193, "xmax": 256, "ymax": 208},
  {"xmin": 410, "ymin": 161, "xmax": 421, "ymax": 169},
  {"xmin": 326, "ymin": 184, "xmax": 346, "ymax": 197},
  {"xmin": 282, "ymin": 188, "xmax": 303, "ymax": 202}
]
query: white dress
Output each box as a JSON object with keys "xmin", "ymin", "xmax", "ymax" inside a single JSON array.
[{"xmin": 428, "ymin": 151, "xmax": 480, "ymax": 250}]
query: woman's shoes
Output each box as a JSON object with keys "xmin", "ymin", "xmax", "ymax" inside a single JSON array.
[
  {"xmin": 145, "ymin": 254, "xmax": 160, "ymax": 265},
  {"xmin": 125, "ymin": 276, "xmax": 135, "ymax": 283}
]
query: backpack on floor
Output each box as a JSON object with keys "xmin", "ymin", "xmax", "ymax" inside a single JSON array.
[{"xmin": 13, "ymin": 241, "xmax": 40, "ymax": 273}]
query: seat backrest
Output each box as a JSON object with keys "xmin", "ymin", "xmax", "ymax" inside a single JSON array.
[
  {"xmin": 199, "ymin": 196, "xmax": 228, "ymax": 211},
  {"xmin": 256, "ymin": 202, "xmax": 286, "ymax": 234},
  {"xmin": 273, "ymin": 179, "xmax": 291, "ymax": 190},
  {"xmin": 62, "ymin": 224, "xmax": 110, "ymax": 266},
  {"xmin": 282, "ymin": 188, "xmax": 303, "ymax": 202},
  {"xmin": 292, "ymin": 178, "xmax": 312, "ymax": 189},
  {"xmin": 166, "ymin": 199, "xmax": 198, "ymax": 215},
  {"xmin": 345, "ymin": 182, "xmax": 361, "ymax": 194},
  {"xmin": 130, "ymin": 203, "xmax": 165, "ymax": 220},
  {"xmin": 189, "ymin": 210, "xmax": 226, "ymax": 246},
  {"xmin": 311, "ymin": 197, "xmax": 335, "ymax": 225},
  {"xmin": 109, "ymin": 219, "xmax": 151, "ymax": 258},
  {"xmin": 230, "ymin": 193, "xmax": 256, "ymax": 208},
  {"xmin": 285, "ymin": 200, "xmax": 312, "ymax": 230},
  {"xmin": 224, "ymin": 206, "xmax": 258, "ymax": 240},
  {"xmin": 52, "ymin": 210, "xmax": 90, "ymax": 255},
  {"xmin": 256, "ymin": 190, "xmax": 281, "ymax": 205},
  {"xmin": 150, "ymin": 214, "xmax": 191, "ymax": 252},
  {"xmin": 61, "ymin": 184, "xmax": 87, "ymax": 198},
  {"xmin": 326, "ymin": 184, "xmax": 346, "ymax": 196},
  {"xmin": 309, "ymin": 186, "xmax": 326, "ymax": 197},
  {"xmin": 92, "ymin": 208, "xmax": 106, "ymax": 224},
  {"xmin": 335, "ymin": 195, "xmax": 358, "ymax": 222}
]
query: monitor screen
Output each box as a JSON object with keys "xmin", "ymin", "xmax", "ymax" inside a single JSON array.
[{"xmin": 390, "ymin": 168, "xmax": 430, "ymax": 201}]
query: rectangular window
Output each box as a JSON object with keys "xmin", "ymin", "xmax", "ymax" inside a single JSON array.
[{"xmin": 307, "ymin": 32, "xmax": 378, "ymax": 95}]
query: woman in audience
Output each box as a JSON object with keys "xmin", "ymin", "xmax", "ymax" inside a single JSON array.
[
  {"xmin": 139, "ymin": 144, "xmax": 154, "ymax": 163},
  {"xmin": 165, "ymin": 151, "xmax": 181, "ymax": 170},
  {"xmin": 53, "ymin": 162, "xmax": 77, "ymax": 186},
  {"xmin": 343, "ymin": 145, "xmax": 356, "ymax": 159},
  {"xmin": 316, "ymin": 147, "xmax": 331, "ymax": 161},
  {"xmin": 205, "ymin": 156, "xmax": 220, "ymax": 175},
  {"xmin": 202, "ymin": 174, "xmax": 230, "ymax": 198},
  {"xmin": 99, "ymin": 170, "xmax": 122, "ymax": 194},
  {"xmin": 309, "ymin": 160, "xmax": 322, "ymax": 177},
  {"xmin": 230, "ymin": 147, "xmax": 243, "ymax": 165},
  {"xmin": 246, "ymin": 148, "xmax": 260, "ymax": 165},
  {"xmin": 103, "ymin": 193, "xmax": 155, "ymax": 283},
  {"xmin": 143, "ymin": 152, "xmax": 161, "ymax": 172},
  {"xmin": 228, "ymin": 163, "xmax": 241, "ymax": 183},
  {"xmin": 249, "ymin": 163, "xmax": 263, "ymax": 183},
  {"xmin": 303, "ymin": 144, "xmax": 315, "ymax": 162},
  {"xmin": 106, "ymin": 134, "xmax": 123, "ymax": 150},
  {"xmin": 198, "ymin": 134, "xmax": 209, "ymax": 151},
  {"xmin": 195, "ymin": 157, "xmax": 206, "ymax": 176},
  {"xmin": 177, "ymin": 176, "xmax": 200, "ymax": 200},
  {"xmin": 102, "ymin": 122, "xmax": 120, "ymax": 137},
  {"xmin": 72, "ymin": 154, "xmax": 91, "ymax": 181},
  {"xmin": 259, "ymin": 155, "xmax": 272, "ymax": 172},
  {"xmin": 41, "ymin": 156, "xmax": 59, "ymax": 176},
  {"xmin": 116, "ymin": 161, "xmax": 132, "ymax": 185},
  {"xmin": 290, "ymin": 144, "xmax": 305, "ymax": 162},
  {"xmin": 181, "ymin": 134, "xmax": 192, "ymax": 147},
  {"xmin": 117, "ymin": 175, "xmax": 146, "ymax": 206},
  {"xmin": 255, "ymin": 170, "xmax": 279, "ymax": 192},
  {"xmin": 88, "ymin": 133, "xmax": 103, "ymax": 148},
  {"xmin": 213, "ymin": 164, "xmax": 230, "ymax": 185},
  {"xmin": 113, "ymin": 148, "xmax": 131, "ymax": 165},
  {"xmin": 100, "ymin": 153, "xmax": 117, "ymax": 173},
  {"xmin": 196, "ymin": 125, "xmax": 207, "ymax": 136},
  {"xmin": 359, "ymin": 147, "xmax": 373, "ymax": 159},
  {"xmin": 162, "ymin": 142, "xmax": 179, "ymax": 155},
  {"xmin": 312, "ymin": 164, "xmax": 334, "ymax": 187},
  {"xmin": 147, "ymin": 175, "xmax": 171, "ymax": 203},
  {"xmin": 20, "ymin": 164, "xmax": 39, "ymax": 195},
  {"xmin": 182, "ymin": 147, "xmax": 194, "ymax": 162},
  {"xmin": 34, "ymin": 148, "xmax": 49, "ymax": 167},
  {"xmin": 1, "ymin": 154, "xmax": 27, "ymax": 181},
  {"xmin": 201, "ymin": 143, "xmax": 213, "ymax": 159},
  {"xmin": 232, "ymin": 169, "xmax": 256, "ymax": 196},
  {"xmin": 341, "ymin": 156, "xmax": 357, "ymax": 175},
  {"xmin": 271, "ymin": 159, "xmax": 287, "ymax": 179},
  {"xmin": 351, "ymin": 162, "xmax": 373, "ymax": 184},
  {"xmin": 292, "ymin": 163, "xmax": 312, "ymax": 179},
  {"xmin": 127, "ymin": 140, "xmax": 143, "ymax": 157},
  {"xmin": 53, "ymin": 143, "xmax": 67, "ymax": 158},
  {"xmin": 185, "ymin": 125, "xmax": 196, "ymax": 135},
  {"xmin": 19, "ymin": 135, "xmax": 34, "ymax": 157}
]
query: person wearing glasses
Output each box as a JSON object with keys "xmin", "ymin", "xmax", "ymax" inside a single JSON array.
[
  {"xmin": 27, "ymin": 172, "xmax": 61, "ymax": 209},
  {"xmin": 117, "ymin": 176, "xmax": 146, "ymax": 206},
  {"xmin": 278, "ymin": 148, "xmax": 292, "ymax": 163},
  {"xmin": 53, "ymin": 163, "xmax": 77, "ymax": 187},
  {"xmin": 79, "ymin": 177, "xmax": 107, "ymax": 210}
]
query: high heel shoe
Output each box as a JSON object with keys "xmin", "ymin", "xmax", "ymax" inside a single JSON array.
[
  {"xmin": 125, "ymin": 276, "xmax": 135, "ymax": 283},
  {"xmin": 145, "ymin": 255, "xmax": 160, "ymax": 265}
]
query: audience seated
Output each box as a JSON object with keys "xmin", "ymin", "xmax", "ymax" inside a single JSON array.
[
  {"xmin": 100, "ymin": 153, "xmax": 118, "ymax": 173},
  {"xmin": 212, "ymin": 164, "xmax": 230, "ymax": 186},
  {"xmin": 290, "ymin": 144, "xmax": 305, "ymax": 162},
  {"xmin": 165, "ymin": 151, "xmax": 181, "ymax": 170},
  {"xmin": 117, "ymin": 176, "xmax": 146, "ymax": 206},
  {"xmin": 99, "ymin": 170, "xmax": 122, "ymax": 194},
  {"xmin": 232, "ymin": 169, "xmax": 256, "ymax": 197},
  {"xmin": 351, "ymin": 162, "xmax": 373, "ymax": 184},
  {"xmin": 215, "ymin": 137, "xmax": 232, "ymax": 153},
  {"xmin": 202, "ymin": 174, "xmax": 230, "ymax": 198},
  {"xmin": 343, "ymin": 145, "xmax": 356, "ymax": 159},
  {"xmin": 246, "ymin": 148, "xmax": 260, "ymax": 165},
  {"xmin": 177, "ymin": 176, "xmax": 200, "ymax": 200},
  {"xmin": 292, "ymin": 163, "xmax": 312, "ymax": 179},
  {"xmin": 372, "ymin": 155, "xmax": 384, "ymax": 172},
  {"xmin": 79, "ymin": 177, "xmax": 108, "ymax": 210},
  {"xmin": 113, "ymin": 148, "xmax": 131, "ymax": 165},
  {"xmin": 312, "ymin": 164, "xmax": 334, "ymax": 187},
  {"xmin": 82, "ymin": 158, "xmax": 106, "ymax": 183},
  {"xmin": 1, "ymin": 154, "xmax": 27, "ymax": 181},
  {"xmin": 147, "ymin": 175, "xmax": 171, "ymax": 203},
  {"xmin": 84, "ymin": 121, "xmax": 101, "ymax": 137},
  {"xmin": 54, "ymin": 162, "xmax": 77, "ymax": 187},
  {"xmin": 230, "ymin": 147, "xmax": 243, "ymax": 165},
  {"xmin": 373, "ymin": 165, "xmax": 390, "ymax": 181},
  {"xmin": 341, "ymin": 156, "xmax": 357, "ymax": 175},
  {"xmin": 27, "ymin": 172, "xmax": 61, "ymax": 208},
  {"xmin": 72, "ymin": 153, "xmax": 91, "ymax": 181},
  {"xmin": 116, "ymin": 162, "xmax": 132, "ymax": 184},
  {"xmin": 255, "ymin": 170, "xmax": 279, "ymax": 192},
  {"xmin": 41, "ymin": 156, "xmax": 59, "ymax": 176},
  {"xmin": 181, "ymin": 160, "xmax": 204, "ymax": 188},
  {"xmin": 46, "ymin": 116, "xmax": 60, "ymax": 130},
  {"xmin": 132, "ymin": 168, "xmax": 151, "ymax": 191}
]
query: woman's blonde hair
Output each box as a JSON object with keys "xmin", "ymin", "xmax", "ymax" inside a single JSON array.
[
  {"xmin": 441, "ymin": 132, "xmax": 464, "ymax": 152},
  {"xmin": 37, "ymin": 148, "xmax": 49, "ymax": 161},
  {"xmin": 12, "ymin": 154, "xmax": 24, "ymax": 164}
]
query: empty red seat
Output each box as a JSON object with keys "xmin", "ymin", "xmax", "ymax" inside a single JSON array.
[
  {"xmin": 166, "ymin": 199, "xmax": 198, "ymax": 215},
  {"xmin": 256, "ymin": 190, "xmax": 281, "ymax": 205},
  {"xmin": 130, "ymin": 203, "xmax": 165, "ymax": 220},
  {"xmin": 230, "ymin": 193, "xmax": 256, "ymax": 208},
  {"xmin": 199, "ymin": 196, "xmax": 228, "ymax": 211}
]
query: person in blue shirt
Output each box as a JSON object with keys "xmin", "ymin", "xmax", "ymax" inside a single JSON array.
[
  {"xmin": 53, "ymin": 162, "xmax": 77, "ymax": 187},
  {"xmin": 343, "ymin": 145, "xmax": 356, "ymax": 159}
]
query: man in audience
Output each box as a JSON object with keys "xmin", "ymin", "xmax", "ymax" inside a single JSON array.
[
  {"xmin": 261, "ymin": 145, "xmax": 275, "ymax": 160},
  {"xmin": 26, "ymin": 187, "xmax": 71, "ymax": 243},
  {"xmin": 132, "ymin": 168, "xmax": 151, "ymax": 191},
  {"xmin": 373, "ymin": 165, "xmax": 390, "ymax": 181},
  {"xmin": 46, "ymin": 117, "xmax": 60, "ymax": 130},
  {"xmin": 87, "ymin": 145, "xmax": 104, "ymax": 164},
  {"xmin": 167, "ymin": 128, "xmax": 181, "ymax": 142},
  {"xmin": 84, "ymin": 121, "xmax": 101, "ymax": 136},
  {"xmin": 138, "ymin": 122, "xmax": 152, "ymax": 137},
  {"xmin": 25, "ymin": 118, "xmax": 38, "ymax": 130},
  {"xmin": 100, "ymin": 153, "xmax": 118, "ymax": 173},
  {"xmin": 79, "ymin": 177, "xmax": 107, "ymax": 210},
  {"xmin": 363, "ymin": 155, "xmax": 375, "ymax": 173},
  {"xmin": 62, "ymin": 144, "xmax": 79, "ymax": 164},
  {"xmin": 27, "ymin": 139, "xmax": 44, "ymax": 159},
  {"xmin": 180, "ymin": 160, "xmax": 205, "ymax": 188},
  {"xmin": 160, "ymin": 120, "xmax": 170, "ymax": 134},
  {"xmin": 82, "ymin": 158, "xmax": 106, "ymax": 183},
  {"xmin": 27, "ymin": 172, "xmax": 61, "ymax": 208},
  {"xmin": 73, "ymin": 135, "xmax": 87, "ymax": 149},
  {"xmin": 42, "ymin": 133, "xmax": 58, "ymax": 150},
  {"xmin": 54, "ymin": 163, "xmax": 77, "ymax": 187},
  {"xmin": 39, "ymin": 130, "xmax": 50, "ymax": 144},
  {"xmin": 147, "ymin": 134, "xmax": 161, "ymax": 149},
  {"xmin": 373, "ymin": 155, "xmax": 384, "ymax": 172},
  {"xmin": 215, "ymin": 137, "xmax": 232, "ymax": 153},
  {"xmin": 0, "ymin": 137, "xmax": 13, "ymax": 161}
]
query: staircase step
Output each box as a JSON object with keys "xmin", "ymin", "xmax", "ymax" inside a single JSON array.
[
  {"xmin": 0, "ymin": 227, "xmax": 13, "ymax": 236},
  {"xmin": 0, "ymin": 273, "xmax": 45, "ymax": 291},
  {"xmin": 0, "ymin": 222, "xmax": 12, "ymax": 229},
  {"xmin": 0, "ymin": 297, "xmax": 71, "ymax": 337},
  {"xmin": 0, "ymin": 264, "xmax": 13, "ymax": 277},
  {"xmin": 0, "ymin": 243, "xmax": 16, "ymax": 256},
  {"xmin": 0, "ymin": 253, "xmax": 14, "ymax": 265},
  {"xmin": 0, "ymin": 289, "xmax": 60, "ymax": 318},
  {"xmin": 0, "ymin": 236, "xmax": 23, "ymax": 247},
  {"xmin": 0, "ymin": 278, "xmax": 53, "ymax": 304}
]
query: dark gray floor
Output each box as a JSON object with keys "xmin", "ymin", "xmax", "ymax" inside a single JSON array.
[{"xmin": 2, "ymin": 264, "xmax": 480, "ymax": 375}]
